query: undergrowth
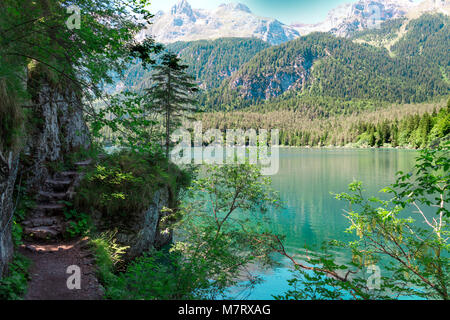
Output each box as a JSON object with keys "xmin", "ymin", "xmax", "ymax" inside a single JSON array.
[
  {"xmin": 74, "ymin": 151, "xmax": 190, "ymax": 224},
  {"xmin": 0, "ymin": 253, "xmax": 31, "ymax": 300}
]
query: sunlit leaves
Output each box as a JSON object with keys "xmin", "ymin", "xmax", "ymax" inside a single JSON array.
[{"xmin": 171, "ymin": 164, "xmax": 281, "ymax": 299}]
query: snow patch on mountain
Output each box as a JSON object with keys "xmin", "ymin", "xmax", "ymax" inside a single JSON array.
[
  {"xmin": 138, "ymin": 0, "xmax": 449, "ymax": 44},
  {"xmin": 292, "ymin": 0, "xmax": 417, "ymax": 37},
  {"xmin": 138, "ymin": 0, "xmax": 300, "ymax": 45}
]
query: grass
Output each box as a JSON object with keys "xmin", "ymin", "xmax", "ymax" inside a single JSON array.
[
  {"xmin": 74, "ymin": 150, "xmax": 190, "ymax": 225},
  {"xmin": 90, "ymin": 231, "xmax": 129, "ymax": 285}
]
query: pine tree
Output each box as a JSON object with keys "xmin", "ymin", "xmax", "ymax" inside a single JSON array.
[{"xmin": 145, "ymin": 52, "xmax": 198, "ymax": 159}]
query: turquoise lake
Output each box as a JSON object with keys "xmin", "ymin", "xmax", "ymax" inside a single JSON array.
[{"xmin": 235, "ymin": 148, "xmax": 418, "ymax": 300}]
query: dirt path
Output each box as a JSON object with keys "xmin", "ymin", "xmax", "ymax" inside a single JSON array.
[{"xmin": 19, "ymin": 237, "xmax": 103, "ymax": 300}]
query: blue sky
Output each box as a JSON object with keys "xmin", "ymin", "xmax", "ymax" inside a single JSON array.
[{"xmin": 148, "ymin": 0, "xmax": 421, "ymax": 24}]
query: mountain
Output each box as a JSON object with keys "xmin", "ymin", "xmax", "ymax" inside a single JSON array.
[
  {"xmin": 121, "ymin": 12, "xmax": 449, "ymax": 109},
  {"xmin": 293, "ymin": 0, "xmax": 450, "ymax": 37},
  {"xmin": 292, "ymin": 0, "xmax": 414, "ymax": 37},
  {"xmin": 200, "ymin": 13, "xmax": 449, "ymax": 111},
  {"xmin": 166, "ymin": 38, "xmax": 270, "ymax": 89},
  {"xmin": 139, "ymin": 0, "xmax": 300, "ymax": 45},
  {"xmin": 116, "ymin": 38, "xmax": 270, "ymax": 92},
  {"xmin": 404, "ymin": 0, "xmax": 450, "ymax": 19},
  {"xmin": 142, "ymin": 0, "xmax": 449, "ymax": 45}
]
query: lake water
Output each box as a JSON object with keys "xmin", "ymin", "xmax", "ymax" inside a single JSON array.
[{"xmin": 238, "ymin": 148, "xmax": 418, "ymax": 300}]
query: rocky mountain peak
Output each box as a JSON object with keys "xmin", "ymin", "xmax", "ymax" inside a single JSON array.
[
  {"xmin": 141, "ymin": 0, "xmax": 448, "ymax": 44},
  {"xmin": 143, "ymin": 1, "xmax": 299, "ymax": 45},
  {"xmin": 218, "ymin": 3, "xmax": 252, "ymax": 13},
  {"xmin": 171, "ymin": 0, "xmax": 193, "ymax": 16},
  {"xmin": 292, "ymin": 0, "xmax": 419, "ymax": 37}
]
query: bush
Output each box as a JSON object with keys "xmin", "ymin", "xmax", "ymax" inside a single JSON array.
[
  {"xmin": 89, "ymin": 232, "xmax": 204, "ymax": 300},
  {"xmin": 90, "ymin": 231, "xmax": 129, "ymax": 285},
  {"xmin": 75, "ymin": 151, "xmax": 191, "ymax": 222},
  {"xmin": 63, "ymin": 208, "xmax": 91, "ymax": 239},
  {"xmin": 0, "ymin": 254, "xmax": 31, "ymax": 300},
  {"xmin": 103, "ymin": 251, "xmax": 207, "ymax": 300}
]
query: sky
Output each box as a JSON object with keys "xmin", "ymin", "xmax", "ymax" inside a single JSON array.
[{"xmin": 148, "ymin": 0, "xmax": 422, "ymax": 25}]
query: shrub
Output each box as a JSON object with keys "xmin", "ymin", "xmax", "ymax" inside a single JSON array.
[
  {"xmin": 75, "ymin": 151, "xmax": 190, "ymax": 222},
  {"xmin": 102, "ymin": 250, "xmax": 209, "ymax": 300},
  {"xmin": 90, "ymin": 231, "xmax": 129, "ymax": 285},
  {"xmin": 0, "ymin": 254, "xmax": 31, "ymax": 300},
  {"xmin": 63, "ymin": 208, "xmax": 91, "ymax": 239}
]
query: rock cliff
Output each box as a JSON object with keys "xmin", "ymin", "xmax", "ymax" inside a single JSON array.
[
  {"xmin": 141, "ymin": 0, "xmax": 300, "ymax": 45},
  {"xmin": 91, "ymin": 186, "xmax": 173, "ymax": 260},
  {"xmin": 24, "ymin": 78, "xmax": 91, "ymax": 191},
  {"xmin": 0, "ymin": 151, "xmax": 19, "ymax": 278}
]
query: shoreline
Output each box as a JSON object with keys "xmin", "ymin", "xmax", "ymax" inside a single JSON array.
[{"xmin": 277, "ymin": 145, "xmax": 419, "ymax": 151}]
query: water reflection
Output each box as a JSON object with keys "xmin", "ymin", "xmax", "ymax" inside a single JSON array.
[{"xmin": 245, "ymin": 148, "xmax": 418, "ymax": 299}]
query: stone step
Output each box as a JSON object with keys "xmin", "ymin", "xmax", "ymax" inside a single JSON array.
[
  {"xmin": 46, "ymin": 179, "xmax": 72, "ymax": 186},
  {"xmin": 54, "ymin": 171, "xmax": 80, "ymax": 179},
  {"xmin": 74, "ymin": 159, "xmax": 93, "ymax": 167},
  {"xmin": 35, "ymin": 203, "xmax": 66, "ymax": 214},
  {"xmin": 38, "ymin": 191, "xmax": 68, "ymax": 201},
  {"xmin": 45, "ymin": 179, "xmax": 72, "ymax": 192},
  {"xmin": 61, "ymin": 171, "xmax": 79, "ymax": 176},
  {"xmin": 22, "ymin": 217, "xmax": 61, "ymax": 228},
  {"xmin": 24, "ymin": 226, "xmax": 61, "ymax": 240}
]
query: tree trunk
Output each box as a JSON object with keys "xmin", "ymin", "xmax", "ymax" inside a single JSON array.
[{"xmin": 165, "ymin": 71, "xmax": 171, "ymax": 161}]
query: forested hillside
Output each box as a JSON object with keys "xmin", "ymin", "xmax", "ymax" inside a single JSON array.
[
  {"xmin": 391, "ymin": 13, "xmax": 450, "ymax": 76},
  {"xmin": 199, "ymin": 13, "xmax": 449, "ymax": 112},
  {"xmin": 120, "ymin": 38, "xmax": 270, "ymax": 91},
  {"xmin": 166, "ymin": 38, "xmax": 270, "ymax": 89},
  {"xmin": 350, "ymin": 17, "xmax": 407, "ymax": 43},
  {"xmin": 198, "ymin": 98, "xmax": 449, "ymax": 148}
]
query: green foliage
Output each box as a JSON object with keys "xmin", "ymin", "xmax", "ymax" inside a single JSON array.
[
  {"xmin": 389, "ymin": 141, "xmax": 450, "ymax": 218},
  {"xmin": 352, "ymin": 105, "xmax": 449, "ymax": 148},
  {"xmin": 88, "ymin": 92, "xmax": 164, "ymax": 155},
  {"xmin": 90, "ymin": 228, "xmax": 213, "ymax": 300},
  {"xmin": 351, "ymin": 18, "xmax": 406, "ymax": 42},
  {"xmin": 90, "ymin": 231, "xmax": 129, "ymax": 285},
  {"xmin": 167, "ymin": 38, "xmax": 271, "ymax": 89},
  {"xmin": 12, "ymin": 184, "xmax": 34, "ymax": 247},
  {"xmin": 145, "ymin": 52, "xmax": 199, "ymax": 158},
  {"xmin": 279, "ymin": 144, "xmax": 449, "ymax": 300},
  {"xmin": 391, "ymin": 13, "xmax": 450, "ymax": 71},
  {"xmin": 0, "ymin": 0, "xmax": 157, "ymax": 96},
  {"xmin": 75, "ymin": 151, "xmax": 189, "ymax": 223},
  {"xmin": 91, "ymin": 232, "xmax": 212, "ymax": 300},
  {"xmin": 63, "ymin": 208, "xmax": 91, "ymax": 238},
  {"xmin": 0, "ymin": 79, "xmax": 23, "ymax": 151},
  {"xmin": 121, "ymin": 38, "xmax": 270, "ymax": 91},
  {"xmin": 75, "ymin": 151, "xmax": 163, "ymax": 219},
  {"xmin": 104, "ymin": 250, "xmax": 210, "ymax": 300},
  {"xmin": 0, "ymin": 0, "xmax": 160, "ymax": 157},
  {"xmin": 92, "ymin": 53, "xmax": 200, "ymax": 159},
  {"xmin": 171, "ymin": 163, "xmax": 281, "ymax": 298},
  {"xmin": 199, "ymin": 99, "xmax": 449, "ymax": 148},
  {"xmin": 11, "ymin": 221, "xmax": 23, "ymax": 248},
  {"xmin": 0, "ymin": 253, "xmax": 31, "ymax": 300},
  {"xmin": 100, "ymin": 164, "xmax": 281, "ymax": 300}
]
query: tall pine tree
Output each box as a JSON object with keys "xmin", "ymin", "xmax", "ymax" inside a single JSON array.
[{"xmin": 145, "ymin": 52, "xmax": 198, "ymax": 159}]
